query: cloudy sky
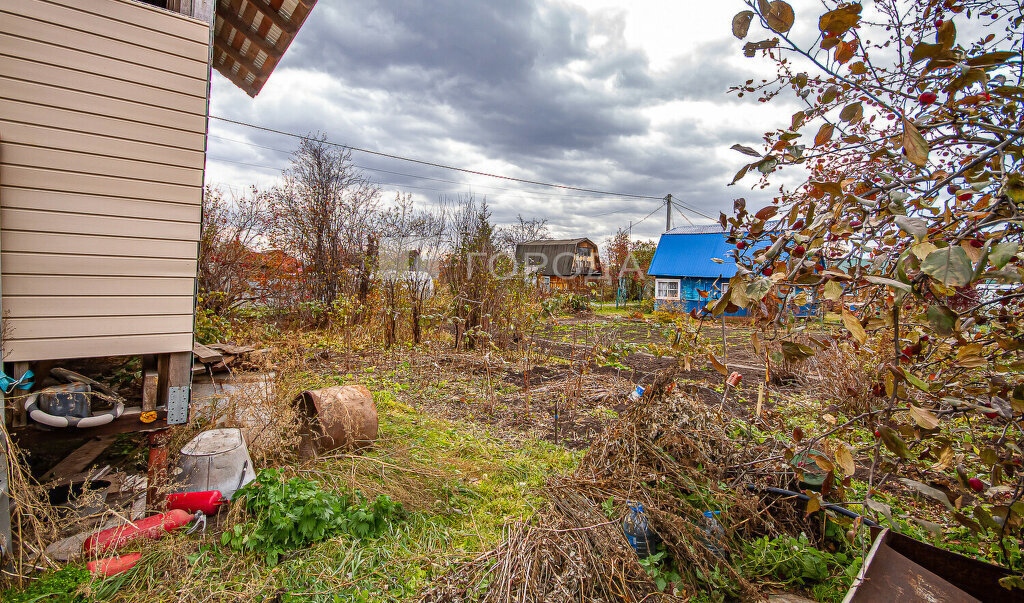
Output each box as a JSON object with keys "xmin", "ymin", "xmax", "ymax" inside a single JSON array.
[{"xmin": 206, "ymin": 0, "xmax": 813, "ymax": 244}]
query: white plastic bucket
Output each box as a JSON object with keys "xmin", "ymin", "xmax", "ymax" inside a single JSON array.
[{"xmin": 174, "ymin": 428, "xmax": 255, "ymax": 500}]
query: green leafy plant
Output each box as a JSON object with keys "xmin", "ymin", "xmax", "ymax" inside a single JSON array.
[
  {"xmin": 638, "ymin": 548, "xmax": 683, "ymax": 594},
  {"xmin": 1, "ymin": 565, "xmax": 89, "ymax": 603},
  {"xmin": 740, "ymin": 533, "xmax": 861, "ymax": 598},
  {"xmin": 222, "ymin": 468, "xmax": 404, "ymax": 565}
]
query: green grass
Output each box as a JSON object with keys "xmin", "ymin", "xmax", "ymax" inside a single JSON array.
[{"xmin": 69, "ymin": 380, "xmax": 579, "ymax": 602}]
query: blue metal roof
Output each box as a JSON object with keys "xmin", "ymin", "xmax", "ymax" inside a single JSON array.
[{"xmin": 647, "ymin": 231, "xmax": 738, "ymax": 278}]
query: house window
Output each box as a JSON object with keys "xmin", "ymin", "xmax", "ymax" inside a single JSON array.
[{"xmin": 655, "ymin": 279, "xmax": 680, "ymax": 299}]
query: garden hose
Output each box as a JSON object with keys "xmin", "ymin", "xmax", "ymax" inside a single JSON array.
[{"xmin": 745, "ymin": 484, "xmax": 879, "ymax": 528}]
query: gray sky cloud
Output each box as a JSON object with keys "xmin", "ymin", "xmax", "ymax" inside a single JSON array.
[{"xmin": 206, "ymin": 0, "xmax": 804, "ymax": 245}]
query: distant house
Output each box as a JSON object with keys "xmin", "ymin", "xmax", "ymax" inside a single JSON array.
[
  {"xmin": 515, "ymin": 238, "xmax": 602, "ymax": 292},
  {"xmin": 648, "ymin": 224, "xmax": 819, "ymax": 317},
  {"xmin": 646, "ymin": 225, "xmax": 748, "ymax": 314}
]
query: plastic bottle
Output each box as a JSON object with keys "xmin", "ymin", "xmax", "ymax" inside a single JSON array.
[
  {"xmin": 701, "ymin": 510, "xmax": 726, "ymax": 558},
  {"xmin": 628, "ymin": 385, "xmax": 645, "ymax": 402},
  {"xmin": 623, "ymin": 502, "xmax": 659, "ymax": 557}
]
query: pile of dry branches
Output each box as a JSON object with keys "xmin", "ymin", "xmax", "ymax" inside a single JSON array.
[{"xmin": 422, "ymin": 376, "xmax": 790, "ymax": 602}]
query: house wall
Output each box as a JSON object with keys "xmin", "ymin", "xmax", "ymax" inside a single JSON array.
[{"xmin": 0, "ymin": 0, "xmax": 210, "ymax": 361}]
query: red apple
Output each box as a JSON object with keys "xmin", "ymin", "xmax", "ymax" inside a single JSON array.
[
  {"xmin": 919, "ymin": 92, "xmax": 938, "ymax": 105},
  {"xmin": 968, "ymin": 478, "xmax": 984, "ymax": 492},
  {"xmin": 737, "ymin": 241, "xmax": 747, "ymax": 250},
  {"xmin": 793, "ymin": 245, "xmax": 806, "ymax": 257},
  {"xmin": 762, "ymin": 267, "xmax": 773, "ymax": 277},
  {"xmin": 935, "ymin": 19, "xmax": 944, "ymax": 26},
  {"xmin": 957, "ymin": 192, "xmax": 974, "ymax": 201}
]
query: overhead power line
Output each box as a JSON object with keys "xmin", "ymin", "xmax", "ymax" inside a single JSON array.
[
  {"xmin": 207, "ymin": 134, "xmax": 649, "ymax": 203},
  {"xmin": 210, "ymin": 115, "xmax": 664, "ymax": 201}
]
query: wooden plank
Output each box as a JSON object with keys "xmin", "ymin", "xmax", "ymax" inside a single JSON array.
[
  {"xmin": 3, "ymin": 296, "xmax": 194, "ymax": 318},
  {"xmin": 0, "ymin": 143, "xmax": 203, "ymax": 188},
  {"xmin": 1, "ymin": 252, "xmax": 197, "ymax": 278},
  {"xmin": 0, "ymin": 56, "xmax": 207, "ymax": 117},
  {"xmin": 11, "ymin": 406, "xmax": 173, "ymax": 440},
  {"xmin": 2, "ymin": 208, "xmax": 200, "ymax": 241},
  {"xmin": 213, "ymin": 63, "xmax": 259, "ymax": 97},
  {"xmin": 0, "ymin": 165, "xmax": 202, "ymax": 206},
  {"xmin": 5, "ymin": 333, "xmax": 193, "ymax": 362},
  {"xmin": 40, "ymin": 435, "xmax": 117, "ymax": 481},
  {"xmin": 1, "ymin": 232, "xmax": 198, "ymax": 260},
  {"xmin": 2, "ymin": 275, "xmax": 195, "ymax": 297},
  {"xmin": 192, "ymin": 343, "xmax": 223, "ymax": 364},
  {"xmin": 8, "ymin": 315, "xmax": 195, "ymax": 339},
  {"xmin": 142, "ymin": 369, "xmax": 159, "ymax": 413},
  {"xmin": 42, "ymin": 0, "xmax": 210, "ymax": 41},
  {"xmin": 0, "ymin": 188, "xmax": 201, "ymax": 223},
  {"xmin": 237, "ymin": 0, "xmax": 297, "ymax": 35},
  {"xmin": 157, "ymin": 351, "xmax": 193, "ymax": 409},
  {"xmin": 15, "ymin": 0, "xmax": 210, "ymax": 62},
  {"xmin": 0, "ymin": 33, "xmax": 207, "ymax": 100},
  {"xmin": 218, "ymin": 8, "xmax": 279, "ymax": 58},
  {"xmin": 0, "ymin": 78, "xmax": 207, "ymax": 135},
  {"xmin": 0, "ymin": 120, "xmax": 205, "ymax": 171},
  {"xmin": 0, "ymin": 98, "xmax": 207, "ymax": 153},
  {"xmin": 213, "ymin": 36, "xmax": 266, "ymax": 86},
  {"xmin": 0, "ymin": 10, "xmax": 209, "ymax": 81},
  {"xmin": 12, "ymin": 362, "xmax": 30, "ymax": 427}
]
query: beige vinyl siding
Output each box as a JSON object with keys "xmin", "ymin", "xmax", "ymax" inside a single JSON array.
[{"xmin": 0, "ymin": 0, "xmax": 210, "ymax": 361}]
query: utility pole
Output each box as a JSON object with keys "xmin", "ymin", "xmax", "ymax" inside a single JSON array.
[{"xmin": 664, "ymin": 194, "xmax": 672, "ymax": 232}]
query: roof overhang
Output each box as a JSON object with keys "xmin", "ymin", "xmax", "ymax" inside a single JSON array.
[{"xmin": 213, "ymin": 0, "xmax": 317, "ymax": 97}]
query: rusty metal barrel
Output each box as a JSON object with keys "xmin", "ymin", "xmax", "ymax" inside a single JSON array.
[{"xmin": 295, "ymin": 385, "xmax": 378, "ymax": 455}]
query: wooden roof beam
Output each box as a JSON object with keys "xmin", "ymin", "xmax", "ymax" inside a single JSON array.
[
  {"xmin": 214, "ymin": 61, "xmax": 259, "ymax": 97},
  {"xmin": 218, "ymin": 8, "xmax": 281, "ymax": 60},
  {"xmin": 242, "ymin": 0, "xmax": 297, "ymax": 35},
  {"xmin": 213, "ymin": 37, "xmax": 266, "ymax": 93}
]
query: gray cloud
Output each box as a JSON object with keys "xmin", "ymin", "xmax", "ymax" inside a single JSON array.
[{"xmin": 209, "ymin": 0, "xmax": 785, "ymax": 244}]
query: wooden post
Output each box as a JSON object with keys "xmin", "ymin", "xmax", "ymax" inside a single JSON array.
[
  {"xmin": 12, "ymin": 362, "xmax": 29, "ymax": 427},
  {"xmin": 157, "ymin": 352, "xmax": 192, "ymax": 425}
]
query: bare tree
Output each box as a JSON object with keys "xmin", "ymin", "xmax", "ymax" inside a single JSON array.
[
  {"xmin": 378, "ymin": 193, "xmax": 448, "ymax": 345},
  {"xmin": 266, "ymin": 134, "xmax": 381, "ymax": 317},
  {"xmin": 197, "ymin": 186, "xmax": 267, "ymax": 313},
  {"xmin": 497, "ymin": 214, "xmax": 549, "ymax": 252}
]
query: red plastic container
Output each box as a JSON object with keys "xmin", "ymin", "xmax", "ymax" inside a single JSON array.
[
  {"xmin": 88, "ymin": 553, "xmax": 142, "ymax": 577},
  {"xmin": 166, "ymin": 490, "xmax": 225, "ymax": 516},
  {"xmin": 83, "ymin": 508, "xmax": 193, "ymax": 555}
]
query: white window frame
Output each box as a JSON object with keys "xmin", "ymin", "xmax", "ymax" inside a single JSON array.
[{"xmin": 655, "ymin": 278, "xmax": 680, "ymax": 300}]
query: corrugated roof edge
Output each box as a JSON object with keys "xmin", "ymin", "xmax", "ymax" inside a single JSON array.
[{"xmin": 666, "ymin": 220, "xmax": 783, "ymax": 235}]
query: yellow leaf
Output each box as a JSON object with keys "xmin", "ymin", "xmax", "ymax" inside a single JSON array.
[
  {"xmin": 709, "ymin": 353, "xmax": 728, "ymax": 376},
  {"xmin": 909, "ymin": 405, "xmax": 940, "ymax": 430},
  {"xmin": 823, "ymin": 279, "xmax": 843, "ymax": 300},
  {"xmin": 835, "ymin": 444, "xmax": 855, "ymax": 477},
  {"xmin": 903, "ymin": 119, "xmax": 930, "ymax": 167},
  {"xmin": 842, "ymin": 308, "xmax": 867, "ymax": 345},
  {"xmin": 911, "ymin": 241, "xmax": 938, "ymax": 260}
]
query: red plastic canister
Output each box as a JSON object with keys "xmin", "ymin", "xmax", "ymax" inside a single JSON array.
[
  {"xmin": 83, "ymin": 509, "xmax": 193, "ymax": 555},
  {"xmin": 166, "ymin": 490, "xmax": 225, "ymax": 516},
  {"xmin": 87, "ymin": 553, "xmax": 142, "ymax": 577}
]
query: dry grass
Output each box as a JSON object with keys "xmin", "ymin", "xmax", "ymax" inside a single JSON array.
[
  {"xmin": 421, "ymin": 373, "xmax": 797, "ymax": 602},
  {"xmin": 1, "ymin": 423, "xmax": 60, "ymax": 580}
]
